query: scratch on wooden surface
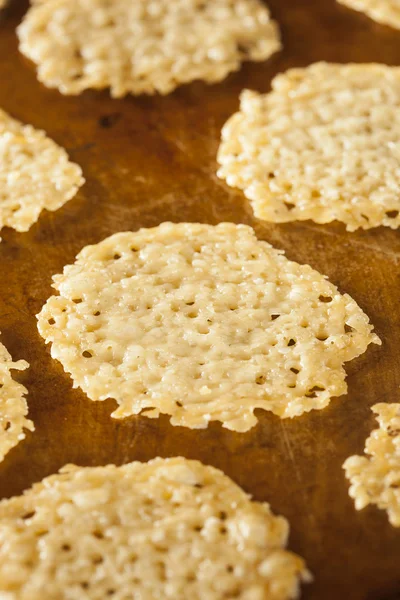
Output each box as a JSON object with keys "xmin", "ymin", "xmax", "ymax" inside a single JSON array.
[{"xmin": 280, "ymin": 420, "xmax": 320, "ymax": 535}]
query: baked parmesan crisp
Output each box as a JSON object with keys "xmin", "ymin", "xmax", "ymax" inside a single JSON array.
[
  {"xmin": 338, "ymin": 0, "xmax": 400, "ymax": 29},
  {"xmin": 217, "ymin": 62, "xmax": 400, "ymax": 231},
  {"xmin": 0, "ymin": 457, "xmax": 311, "ymax": 600},
  {"xmin": 344, "ymin": 403, "xmax": 400, "ymax": 526},
  {"xmin": 0, "ymin": 336, "xmax": 33, "ymax": 462},
  {"xmin": 17, "ymin": 0, "xmax": 281, "ymax": 97},
  {"xmin": 0, "ymin": 109, "xmax": 84, "ymax": 237},
  {"xmin": 37, "ymin": 222, "xmax": 379, "ymax": 432}
]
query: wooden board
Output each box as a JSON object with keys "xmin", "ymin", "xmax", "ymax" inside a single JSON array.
[{"xmin": 1, "ymin": 1, "xmax": 400, "ymax": 598}]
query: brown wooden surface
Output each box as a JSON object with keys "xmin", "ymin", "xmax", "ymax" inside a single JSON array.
[{"xmin": 1, "ymin": 1, "xmax": 400, "ymax": 598}]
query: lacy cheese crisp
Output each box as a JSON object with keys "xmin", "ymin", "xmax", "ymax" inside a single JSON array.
[
  {"xmin": 0, "ymin": 457, "xmax": 311, "ymax": 600},
  {"xmin": 0, "ymin": 336, "xmax": 33, "ymax": 462},
  {"xmin": 217, "ymin": 62, "xmax": 400, "ymax": 231},
  {"xmin": 37, "ymin": 222, "xmax": 379, "ymax": 432},
  {"xmin": 18, "ymin": 0, "xmax": 281, "ymax": 97},
  {"xmin": 0, "ymin": 108, "xmax": 84, "ymax": 237},
  {"xmin": 344, "ymin": 403, "xmax": 400, "ymax": 526},
  {"xmin": 338, "ymin": 0, "xmax": 400, "ymax": 29}
]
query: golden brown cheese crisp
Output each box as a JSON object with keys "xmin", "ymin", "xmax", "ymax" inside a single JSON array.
[
  {"xmin": 0, "ymin": 108, "xmax": 84, "ymax": 238},
  {"xmin": 0, "ymin": 457, "xmax": 311, "ymax": 599},
  {"xmin": 344, "ymin": 403, "xmax": 400, "ymax": 526},
  {"xmin": 0, "ymin": 336, "xmax": 33, "ymax": 462},
  {"xmin": 37, "ymin": 222, "xmax": 379, "ymax": 432},
  {"xmin": 217, "ymin": 62, "xmax": 400, "ymax": 231},
  {"xmin": 18, "ymin": 0, "xmax": 281, "ymax": 97}
]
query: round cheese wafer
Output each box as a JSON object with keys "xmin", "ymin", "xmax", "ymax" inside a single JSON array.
[
  {"xmin": 338, "ymin": 0, "xmax": 400, "ymax": 29},
  {"xmin": 217, "ymin": 62, "xmax": 400, "ymax": 231},
  {"xmin": 37, "ymin": 222, "xmax": 379, "ymax": 432},
  {"xmin": 17, "ymin": 0, "xmax": 281, "ymax": 97},
  {"xmin": 344, "ymin": 403, "xmax": 400, "ymax": 526},
  {"xmin": 0, "ymin": 457, "xmax": 311, "ymax": 600},
  {"xmin": 0, "ymin": 109, "xmax": 84, "ymax": 237},
  {"xmin": 0, "ymin": 336, "xmax": 33, "ymax": 463}
]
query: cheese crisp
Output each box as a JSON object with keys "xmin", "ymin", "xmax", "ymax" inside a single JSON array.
[
  {"xmin": 17, "ymin": 0, "xmax": 281, "ymax": 97},
  {"xmin": 37, "ymin": 222, "xmax": 379, "ymax": 432},
  {"xmin": 338, "ymin": 0, "xmax": 400, "ymax": 29},
  {"xmin": 0, "ymin": 109, "xmax": 84, "ymax": 237},
  {"xmin": 0, "ymin": 336, "xmax": 33, "ymax": 462},
  {"xmin": 344, "ymin": 403, "xmax": 400, "ymax": 526},
  {"xmin": 0, "ymin": 457, "xmax": 311, "ymax": 600},
  {"xmin": 217, "ymin": 63, "xmax": 400, "ymax": 231}
]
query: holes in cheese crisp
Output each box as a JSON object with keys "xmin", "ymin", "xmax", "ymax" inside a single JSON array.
[
  {"xmin": 188, "ymin": 311, "xmax": 198, "ymax": 319},
  {"xmin": 21, "ymin": 511, "xmax": 36, "ymax": 520},
  {"xmin": 73, "ymin": 298, "xmax": 82, "ymax": 304},
  {"xmin": 82, "ymin": 350, "xmax": 93, "ymax": 358},
  {"xmin": 92, "ymin": 530, "xmax": 104, "ymax": 539},
  {"xmin": 197, "ymin": 324, "xmax": 209, "ymax": 334},
  {"xmin": 219, "ymin": 511, "xmax": 228, "ymax": 520},
  {"xmin": 220, "ymin": 526, "xmax": 227, "ymax": 534},
  {"xmin": 4, "ymin": 421, "xmax": 11, "ymax": 431},
  {"xmin": 284, "ymin": 202, "xmax": 295, "ymax": 211},
  {"xmin": 176, "ymin": 401, "xmax": 183, "ymax": 407},
  {"xmin": 306, "ymin": 386, "xmax": 325, "ymax": 398},
  {"xmin": 344, "ymin": 324, "xmax": 354, "ymax": 333},
  {"xmin": 61, "ymin": 543, "xmax": 71, "ymax": 552},
  {"xmin": 81, "ymin": 582, "xmax": 89, "ymax": 590},
  {"xmin": 255, "ymin": 375, "xmax": 266, "ymax": 385},
  {"xmin": 193, "ymin": 525, "xmax": 203, "ymax": 532},
  {"xmin": 319, "ymin": 295, "xmax": 332, "ymax": 303},
  {"xmin": 386, "ymin": 210, "xmax": 399, "ymax": 219},
  {"xmin": 237, "ymin": 43, "xmax": 250, "ymax": 56},
  {"xmin": 113, "ymin": 253, "xmax": 121, "ymax": 260},
  {"xmin": 93, "ymin": 311, "xmax": 101, "ymax": 316},
  {"xmin": 287, "ymin": 339, "xmax": 296, "ymax": 347},
  {"xmin": 290, "ymin": 367, "xmax": 300, "ymax": 374},
  {"xmin": 271, "ymin": 314, "xmax": 280, "ymax": 321},
  {"xmin": 106, "ymin": 589, "xmax": 116, "ymax": 596},
  {"xmin": 11, "ymin": 204, "xmax": 21, "ymax": 213},
  {"xmin": 226, "ymin": 565, "xmax": 234, "ymax": 573},
  {"xmin": 387, "ymin": 428, "xmax": 400, "ymax": 438},
  {"xmin": 48, "ymin": 318, "xmax": 55, "ymax": 325},
  {"xmin": 317, "ymin": 334, "xmax": 328, "ymax": 342}
]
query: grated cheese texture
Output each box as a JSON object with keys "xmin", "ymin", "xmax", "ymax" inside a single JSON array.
[
  {"xmin": 17, "ymin": 0, "xmax": 281, "ymax": 98},
  {"xmin": 37, "ymin": 222, "xmax": 379, "ymax": 432},
  {"xmin": 0, "ymin": 336, "xmax": 34, "ymax": 462},
  {"xmin": 217, "ymin": 62, "xmax": 400, "ymax": 231},
  {"xmin": 0, "ymin": 457, "xmax": 311, "ymax": 599},
  {"xmin": 0, "ymin": 108, "xmax": 84, "ymax": 236},
  {"xmin": 338, "ymin": 0, "xmax": 400, "ymax": 29},
  {"xmin": 344, "ymin": 403, "xmax": 400, "ymax": 526}
]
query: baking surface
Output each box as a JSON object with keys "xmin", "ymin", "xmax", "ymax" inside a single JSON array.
[{"xmin": 0, "ymin": 1, "xmax": 399, "ymax": 598}]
